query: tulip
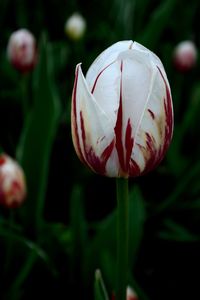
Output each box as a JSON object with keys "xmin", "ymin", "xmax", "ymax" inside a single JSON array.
[
  {"xmin": 126, "ymin": 287, "xmax": 138, "ymax": 300},
  {"xmin": 0, "ymin": 154, "xmax": 26, "ymax": 208},
  {"xmin": 173, "ymin": 40, "xmax": 197, "ymax": 72},
  {"xmin": 7, "ymin": 29, "xmax": 37, "ymax": 72},
  {"xmin": 112, "ymin": 286, "xmax": 138, "ymax": 300},
  {"xmin": 71, "ymin": 40, "xmax": 173, "ymax": 178},
  {"xmin": 65, "ymin": 13, "xmax": 86, "ymax": 40}
]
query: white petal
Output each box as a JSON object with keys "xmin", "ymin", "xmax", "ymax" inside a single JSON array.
[
  {"xmin": 133, "ymin": 41, "xmax": 171, "ymax": 89},
  {"xmin": 132, "ymin": 65, "xmax": 171, "ymax": 172},
  {"xmin": 133, "ymin": 41, "xmax": 163, "ymax": 70},
  {"xmin": 73, "ymin": 64, "xmax": 115, "ymax": 162},
  {"xmin": 105, "ymin": 147, "xmax": 121, "ymax": 177},
  {"xmin": 90, "ymin": 60, "xmax": 121, "ymax": 126},
  {"xmin": 118, "ymin": 48, "xmax": 157, "ymax": 149},
  {"xmin": 86, "ymin": 40, "xmax": 134, "ymax": 90}
]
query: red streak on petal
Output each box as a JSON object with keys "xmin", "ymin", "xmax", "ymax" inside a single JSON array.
[
  {"xmin": 141, "ymin": 69, "xmax": 173, "ymax": 175},
  {"xmin": 0, "ymin": 156, "xmax": 6, "ymax": 165},
  {"xmin": 147, "ymin": 109, "xmax": 155, "ymax": 119},
  {"xmin": 101, "ymin": 139, "xmax": 115, "ymax": 163},
  {"xmin": 72, "ymin": 66, "xmax": 87, "ymax": 164},
  {"xmin": 142, "ymin": 132, "xmax": 157, "ymax": 173},
  {"xmin": 129, "ymin": 159, "xmax": 141, "ymax": 177},
  {"xmin": 0, "ymin": 184, "xmax": 5, "ymax": 205},
  {"xmin": 80, "ymin": 111, "xmax": 114, "ymax": 175},
  {"xmin": 157, "ymin": 66, "xmax": 173, "ymax": 154},
  {"xmin": 146, "ymin": 132, "xmax": 154, "ymax": 154},
  {"xmin": 84, "ymin": 141, "xmax": 114, "ymax": 175},
  {"xmin": 91, "ymin": 61, "xmax": 116, "ymax": 94},
  {"xmin": 111, "ymin": 292, "xmax": 115, "ymax": 300},
  {"xmin": 114, "ymin": 61, "xmax": 126, "ymax": 173},
  {"xmin": 125, "ymin": 118, "xmax": 134, "ymax": 170},
  {"xmin": 86, "ymin": 148, "xmax": 105, "ymax": 174},
  {"xmin": 142, "ymin": 133, "xmax": 163, "ymax": 175},
  {"xmin": 80, "ymin": 111, "xmax": 87, "ymax": 158}
]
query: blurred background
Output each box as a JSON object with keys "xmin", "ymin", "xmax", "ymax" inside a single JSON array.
[{"xmin": 0, "ymin": 0, "xmax": 200, "ymax": 299}]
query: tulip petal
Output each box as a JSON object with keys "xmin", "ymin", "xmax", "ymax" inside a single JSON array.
[
  {"xmin": 86, "ymin": 40, "xmax": 134, "ymax": 90},
  {"xmin": 72, "ymin": 64, "xmax": 118, "ymax": 175},
  {"xmin": 131, "ymin": 64, "xmax": 173, "ymax": 174},
  {"xmin": 112, "ymin": 48, "xmax": 156, "ymax": 174},
  {"xmin": 133, "ymin": 41, "xmax": 164, "ymax": 71},
  {"xmin": 90, "ymin": 59, "xmax": 121, "ymax": 126}
]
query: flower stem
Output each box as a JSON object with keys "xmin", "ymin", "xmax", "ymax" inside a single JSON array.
[{"xmin": 116, "ymin": 178, "xmax": 129, "ymax": 300}]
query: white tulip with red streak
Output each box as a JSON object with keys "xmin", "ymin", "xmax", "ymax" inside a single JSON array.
[
  {"xmin": 71, "ymin": 41, "xmax": 173, "ymax": 178},
  {"xmin": 112, "ymin": 286, "xmax": 138, "ymax": 300},
  {"xmin": 0, "ymin": 154, "xmax": 26, "ymax": 208},
  {"xmin": 7, "ymin": 29, "xmax": 37, "ymax": 72},
  {"xmin": 173, "ymin": 40, "xmax": 197, "ymax": 72},
  {"xmin": 126, "ymin": 286, "xmax": 138, "ymax": 300}
]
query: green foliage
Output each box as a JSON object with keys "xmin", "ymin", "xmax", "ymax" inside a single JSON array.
[
  {"xmin": 94, "ymin": 270, "xmax": 109, "ymax": 300},
  {"xmin": 16, "ymin": 34, "xmax": 61, "ymax": 232}
]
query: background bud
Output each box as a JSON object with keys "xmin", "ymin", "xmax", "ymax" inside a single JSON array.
[
  {"xmin": 127, "ymin": 286, "xmax": 138, "ymax": 300},
  {"xmin": 65, "ymin": 13, "xmax": 86, "ymax": 40},
  {"xmin": 7, "ymin": 28, "xmax": 37, "ymax": 72},
  {"xmin": 112, "ymin": 286, "xmax": 138, "ymax": 300},
  {"xmin": 0, "ymin": 154, "xmax": 26, "ymax": 208},
  {"xmin": 173, "ymin": 40, "xmax": 197, "ymax": 72}
]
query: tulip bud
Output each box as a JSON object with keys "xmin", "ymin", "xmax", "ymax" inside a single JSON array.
[
  {"xmin": 126, "ymin": 286, "xmax": 138, "ymax": 300},
  {"xmin": 7, "ymin": 29, "xmax": 37, "ymax": 72},
  {"xmin": 173, "ymin": 40, "xmax": 197, "ymax": 72},
  {"xmin": 71, "ymin": 41, "xmax": 173, "ymax": 178},
  {"xmin": 112, "ymin": 286, "xmax": 138, "ymax": 300},
  {"xmin": 0, "ymin": 154, "xmax": 26, "ymax": 208},
  {"xmin": 65, "ymin": 13, "xmax": 86, "ymax": 40}
]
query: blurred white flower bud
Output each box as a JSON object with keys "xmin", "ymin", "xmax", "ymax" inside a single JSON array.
[
  {"xmin": 0, "ymin": 154, "xmax": 26, "ymax": 208},
  {"xmin": 127, "ymin": 286, "xmax": 138, "ymax": 300},
  {"xmin": 112, "ymin": 286, "xmax": 138, "ymax": 300},
  {"xmin": 65, "ymin": 13, "xmax": 86, "ymax": 40},
  {"xmin": 7, "ymin": 29, "xmax": 37, "ymax": 72},
  {"xmin": 173, "ymin": 40, "xmax": 197, "ymax": 72}
]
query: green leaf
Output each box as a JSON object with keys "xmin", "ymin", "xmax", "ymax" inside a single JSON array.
[
  {"xmin": 0, "ymin": 224, "xmax": 58, "ymax": 300},
  {"xmin": 94, "ymin": 269, "xmax": 109, "ymax": 300},
  {"xmin": 69, "ymin": 185, "xmax": 88, "ymax": 286},
  {"xmin": 158, "ymin": 219, "xmax": 199, "ymax": 242},
  {"xmin": 0, "ymin": 228, "xmax": 55, "ymax": 269},
  {"xmin": 155, "ymin": 160, "xmax": 200, "ymax": 213},
  {"xmin": 16, "ymin": 33, "xmax": 61, "ymax": 232}
]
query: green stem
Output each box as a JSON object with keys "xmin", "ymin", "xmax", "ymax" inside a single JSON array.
[{"xmin": 116, "ymin": 178, "xmax": 129, "ymax": 300}]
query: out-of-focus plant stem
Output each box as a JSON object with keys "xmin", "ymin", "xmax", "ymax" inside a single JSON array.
[{"xmin": 116, "ymin": 178, "xmax": 129, "ymax": 300}]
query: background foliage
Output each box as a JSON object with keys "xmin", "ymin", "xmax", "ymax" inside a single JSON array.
[{"xmin": 0, "ymin": 0, "xmax": 200, "ymax": 299}]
